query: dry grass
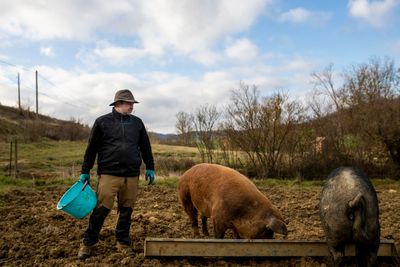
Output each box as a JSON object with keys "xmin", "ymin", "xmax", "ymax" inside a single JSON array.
[{"xmin": 0, "ymin": 140, "xmax": 201, "ymax": 182}]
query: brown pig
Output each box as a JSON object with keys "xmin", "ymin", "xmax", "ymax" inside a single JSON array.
[{"xmin": 177, "ymin": 163, "xmax": 288, "ymax": 239}]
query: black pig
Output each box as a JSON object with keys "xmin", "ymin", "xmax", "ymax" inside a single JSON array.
[{"xmin": 319, "ymin": 167, "xmax": 380, "ymax": 267}]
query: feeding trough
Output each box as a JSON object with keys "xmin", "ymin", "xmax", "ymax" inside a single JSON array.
[{"xmin": 144, "ymin": 238, "xmax": 398, "ymax": 258}]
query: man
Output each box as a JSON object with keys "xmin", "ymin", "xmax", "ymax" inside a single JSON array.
[{"xmin": 78, "ymin": 89, "xmax": 155, "ymax": 259}]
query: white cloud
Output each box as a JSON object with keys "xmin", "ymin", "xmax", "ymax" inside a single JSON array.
[
  {"xmin": 388, "ymin": 40, "xmax": 400, "ymax": 54},
  {"xmin": 190, "ymin": 50, "xmax": 223, "ymax": 66},
  {"xmin": 348, "ymin": 0, "xmax": 400, "ymax": 28},
  {"xmin": 0, "ymin": 53, "xmax": 8, "ymax": 61},
  {"xmin": 0, "ymin": 53, "xmax": 318, "ymax": 134},
  {"xmin": 278, "ymin": 7, "xmax": 331, "ymax": 25},
  {"xmin": 136, "ymin": 0, "xmax": 269, "ymax": 54},
  {"xmin": 282, "ymin": 57, "xmax": 317, "ymax": 71},
  {"xmin": 0, "ymin": 67, "xmax": 18, "ymax": 107},
  {"xmin": 0, "ymin": 0, "xmax": 271, "ymax": 57},
  {"xmin": 279, "ymin": 8, "xmax": 312, "ymax": 23},
  {"xmin": 0, "ymin": 0, "xmax": 131, "ymax": 40},
  {"xmin": 40, "ymin": 46, "xmax": 55, "ymax": 57},
  {"xmin": 225, "ymin": 38, "xmax": 259, "ymax": 61},
  {"xmin": 92, "ymin": 41, "xmax": 150, "ymax": 65}
]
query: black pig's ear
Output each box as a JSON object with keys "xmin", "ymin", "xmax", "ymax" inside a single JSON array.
[
  {"xmin": 267, "ymin": 217, "xmax": 288, "ymax": 236},
  {"xmin": 348, "ymin": 192, "xmax": 363, "ymax": 209}
]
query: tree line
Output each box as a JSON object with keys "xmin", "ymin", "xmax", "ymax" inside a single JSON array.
[{"xmin": 175, "ymin": 57, "xmax": 400, "ymax": 180}]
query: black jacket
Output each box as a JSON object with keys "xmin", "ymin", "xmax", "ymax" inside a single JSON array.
[{"xmin": 81, "ymin": 108, "xmax": 154, "ymax": 177}]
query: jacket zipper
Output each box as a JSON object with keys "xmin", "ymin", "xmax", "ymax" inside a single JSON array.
[
  {"xmin": 121, "ymin": 116, "xmax": 125, "ymax": 175},
  {"xmin": 121, "ymin": 116, "xmax": 125, "ymax": 140}
]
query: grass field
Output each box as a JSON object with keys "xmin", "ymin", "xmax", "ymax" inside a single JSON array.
[
  {"xmin": 0, "ymin": 140, "xmax": 198, "ymax": 175},
  {"xmin": 0, "ymin": 140, "xmax": 398, "ymax": 193},
  {"xmin": 0, "ymin": 140, "xmax": 199, "ymax": 192}
]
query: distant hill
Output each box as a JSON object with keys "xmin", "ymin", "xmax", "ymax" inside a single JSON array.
[
  {"xmin": 0, "ymin": 104, "xmax": 90, "ymax": 142},
  {"xmin": 148, "ymin": 131, "xmax": 179, "ymax": 144},
  {"xmin": 0, "ymin": 104, "xmax": 180, "ymax": 144}
]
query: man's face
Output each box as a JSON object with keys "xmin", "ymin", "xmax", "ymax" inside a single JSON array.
[{"xmin": 116, "ymin": 101, "xmax": 134, "ymax": 114}]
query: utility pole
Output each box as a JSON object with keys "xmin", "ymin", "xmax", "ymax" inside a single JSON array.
[
  {"xmin": 35, "ymin": 70, "xmax": 38, "ymax": 117},
  {"xmin": 17, "ymin": 73, "xmax": 21, "ymax": 110}
]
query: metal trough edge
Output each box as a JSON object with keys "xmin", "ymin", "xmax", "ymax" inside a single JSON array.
[{"xmin": 144, "ymin": 238, "xmax": 398, "ymax": 258}]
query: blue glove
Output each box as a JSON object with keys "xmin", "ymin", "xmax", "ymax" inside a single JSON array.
[
  {"xmin": 79, "ymin": 173, "xmax": 90, "ymax": 183},
  {"xmin": 145, "ymin": 170, "xmax": 155, "ymax": 185}
]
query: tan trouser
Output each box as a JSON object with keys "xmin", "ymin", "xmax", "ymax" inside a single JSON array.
[{"xmin": 96, "ymin": 174, "xmax": 139, "ymax": 210}]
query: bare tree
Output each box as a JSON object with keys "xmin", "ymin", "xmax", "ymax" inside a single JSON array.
[
  {"xmin": 342, "ymin": 58, "xmax": 400, "ymax": 171},
  {"xmin": 310, "ymin": 57, "xmax": 400, "ymax": 177},
  {"xmin": 192, "ymin": 104, "xmax": 220, "ymax": 163},
  {"xmin": 342, "ymin": 57, "xmax": 398, "ymax": 106},
  {"xmin": 309, "ymin": 65, "xmax": 348, "ymax": 157},
  {"xmin": 259, "ymin": 92, "xmax": 305, "ymax": 176},
  {"xmin": 224, "ymin": 83, "xmax": 262, "ymax": 175},
  {"xmin": 217, "ymin": 128, "xmax": 241, "ymax": 167},
  {"xmin": 310, "ymin": 63, "xmax": 345, "ymax": 112},
  {"xmin": 175, "ymin": 111, "xmax": 193, "ymax": 146},
  {"xmin": 224, "ymin": 82, "xmax": 304, "ymax": 177}
]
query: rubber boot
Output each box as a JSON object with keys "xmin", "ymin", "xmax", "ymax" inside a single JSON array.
[
  {"xmin": 82, "ymin": 206, "xmax": 110, "ymax": 246},
  {"xmin": 77, "ymin": 243, "xmax": 93, "ymax": 260},
  {"xmin": 115, "ymin": 206, "xmax": 133, "ymax": 245}
]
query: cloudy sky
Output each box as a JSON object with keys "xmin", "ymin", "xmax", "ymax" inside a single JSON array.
[{"xmin": 0, "ymin": 0, "xmax": 399, "ymax": 133}]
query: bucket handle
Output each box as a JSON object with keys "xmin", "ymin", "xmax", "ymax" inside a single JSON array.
[{"xmin": 81, "ymin": 180, "xmax": 89, "ymax": 191}]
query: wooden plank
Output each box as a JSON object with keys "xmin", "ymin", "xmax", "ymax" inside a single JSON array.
[{"xmin": 144, "ymin": 238, "xmax": 398, "ymax": 258}]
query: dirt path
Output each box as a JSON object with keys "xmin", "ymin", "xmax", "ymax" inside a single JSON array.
[{"xmin": 0, "ymin": 182, "xmax": 399, "ymax": 266}]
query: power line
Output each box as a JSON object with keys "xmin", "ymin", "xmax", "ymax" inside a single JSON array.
[
  {"xmin": 38, "ymin": 91, "xmax": 82, "ymax": 109},
  {"xmin": 0, "ymin": 59, "xmax": 92, "ymax": 121},
  {"xmin": 38, "ymin": 73, "xmax": 96, "ymax": 108},
  {"xmin": 0, "ymin": 58, "xmax": 15, "ymax": 67},
  {"xmin": 0, "ymin": 58, "xmax": 31, "ymax": 72},
  {"xmin": 3, "ymin": 77, "xmax": 86, "ymax": 111},
  {"xmin": 0, "ymin": 58, "xmax": 95, "ymax": 109}
]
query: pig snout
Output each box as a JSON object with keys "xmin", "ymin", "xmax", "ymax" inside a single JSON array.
[{"xmin": 267, "ymin": 217, "xmax": 288, "ymax": 236}]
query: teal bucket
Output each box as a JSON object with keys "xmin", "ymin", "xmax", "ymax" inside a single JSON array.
[{"xmin": 57, "ymin": 181, "xmax": 97, "ymax": 219}]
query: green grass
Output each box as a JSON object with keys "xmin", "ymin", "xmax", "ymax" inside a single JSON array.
[
  {"xmin": 0, "ymin": 173, "xmax": 76, "ymax": 195},
  {"xmin": 153, "ymin": 143, "xmax": 198, "ymax": 156},
  {"xmin": 1, "ymin": 140, "xmax": 398, "ymax": 194},
  {"xmin": 0, "ymin": 140, "xmax": 86, "ymax": 177},
  {"xmin": 0, "ymin": 140, "xmax": 195, "ymax": 193},
  {"xmin": 371, "ymin": 178, "xmax": 400, "ymax": 187},
  {"xmin": 253, "ymin": 178, "xmax": 325, "ymax": 188},
  {"xmin": 139, "ymin": 176, "xmax": 179, "ymax": 188},
  {"xmin": 0, "ymin": 140, "xmax": 200, "ymax": 179}
]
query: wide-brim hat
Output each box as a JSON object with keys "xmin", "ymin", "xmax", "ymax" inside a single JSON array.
[{"xmin": 109, "ymin": 89, "xmax": 139, "ymax": 106}]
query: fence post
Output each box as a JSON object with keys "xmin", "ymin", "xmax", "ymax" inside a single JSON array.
[
  {"xmin": 14, "ymin": 138, "xmax": 18, "ymax": 178},
  {"xmin": 9, "ymin": 140, "xmax": 13, "ymax": 177}
]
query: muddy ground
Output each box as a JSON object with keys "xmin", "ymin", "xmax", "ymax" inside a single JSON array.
[{"xmin": 0, "ymin": 181, "xmax": 399, "ymax": 267}]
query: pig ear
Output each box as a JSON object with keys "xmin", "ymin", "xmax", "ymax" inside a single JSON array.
[
  {"xmin": 348, "ymin": 193, "xmax": 363, "ymax": 209},
  {"xmin": 267, "ymin": 217, "xmax": 288, "ymax": 236}
]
